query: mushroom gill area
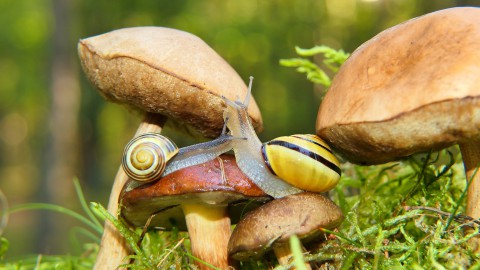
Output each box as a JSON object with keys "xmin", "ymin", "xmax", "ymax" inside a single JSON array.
[{"xmin": 318, "ymin": 96, "xmax": 480, "ymax": 165}]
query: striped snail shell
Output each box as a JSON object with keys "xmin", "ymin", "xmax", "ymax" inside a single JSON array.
[
  {"xmin": 122, "ymin": 133, "xmax": 179, "ymax": 182},
  {"xmin": 261, "ymin": 134, "xmax": 341, "ymax": 193}
]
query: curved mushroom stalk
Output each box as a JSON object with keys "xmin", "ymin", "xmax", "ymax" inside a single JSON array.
[
  {"xmin": 78, "ymin": 26, "xmax": 264, "ymax": 269},
  {"xmin": 459, "ymin": 140, "xmax": 480, "ymax": 252},
  {"xmin": 121, "ymin": 154, "xmax": 270, "ymax": 269},
  {"xmin": 95, "ymin": 114, "xmax": 166, "ymax": 270},
  {"xmin": 315, "ymin": 7, "xmax": 480, "ymax": 252}
]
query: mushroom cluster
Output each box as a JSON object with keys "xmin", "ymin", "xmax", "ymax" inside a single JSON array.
[
  {"xmin": 316, "ymin": 7, "xmax": 480, "ymax": 250},
  {"xmin": 78, "ymin": 26, "xmax": 264, "ymax": 269},
  {"xmin": 79, "ymin": 26, "xmax": 345, "ymax": 269}
]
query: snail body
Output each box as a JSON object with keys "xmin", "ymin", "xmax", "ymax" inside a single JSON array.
[
  {"xmin": 221, "ymin": 95, "xmax": 301, "ymax": 198},
  {"xmin": 222, "ymin": 78, "xmax": 341, "ymax": 198}
]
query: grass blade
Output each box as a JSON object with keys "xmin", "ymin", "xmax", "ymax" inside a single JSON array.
[
  {"xmin": 290, "ymin": 235, "xmax": 308, "ymax": 270},
  {"xmin": 73, "ymin": 178, "xmax": 103, "ymax": 231},
  {"xmin": 9, "ymin": 203, "xmax": 102, "ymax": 235}
]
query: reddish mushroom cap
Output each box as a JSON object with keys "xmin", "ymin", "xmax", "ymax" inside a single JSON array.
[{"xmin": 120, "ymin": 154, "xmax": 270, "ymax": 230}]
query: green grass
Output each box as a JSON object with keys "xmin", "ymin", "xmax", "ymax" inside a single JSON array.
[
  {"xmin": 1, "ymin": 46, "xmax": 479, "ymax": 269},
  {"xmin": 0, "ymin": 179, "xmax": 100, "ymax": 270},
  {"xmin": 113, "ymin": 149, "xmax": 479, "ymax": 269},
  {"xmin": 313, "ymin": 150, "xmax": 480, "ymax": 269},
  {"xmin": 278, "ymin": 48, "xmax": 480, "ymax": 269},
  {"xmin": 279, "ymin": 45, "xmax": 349, "ymax": 89}
]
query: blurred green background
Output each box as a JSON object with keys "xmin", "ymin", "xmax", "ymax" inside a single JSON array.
[{"xmin": 0, "ymin": 0, "xmax": 477, "ymax": 259}]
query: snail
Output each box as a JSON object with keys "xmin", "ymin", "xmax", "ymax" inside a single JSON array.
[
  {"xmin": 122, "ymin": 125, "xmax": 239, "ymax": 183},
  {"xmin": 122, "ymin": 77, "xmax": 341, "ymax": 198},
  {"xmin": 261, "ymin": 134, "xmax": 341, "ymax": 193},
  {"xmin": 122, "ymin": 133, "xmax": 179, "ymax": 182},
  {"xmin": 220, "ymin": 78, "xmax": 341, "ymax": 197}
]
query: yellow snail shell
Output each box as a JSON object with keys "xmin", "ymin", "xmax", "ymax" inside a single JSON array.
[
  {"xmin": 222, "ymin": 77, "xmax": 342, "ymax": 198},
  {"xmin": 122, "ymin": 133, "xmax": 179, "ymax": 182},
  {"xmin": 261, "ymin": 134, "xmax": 341, "ymax": 193}
]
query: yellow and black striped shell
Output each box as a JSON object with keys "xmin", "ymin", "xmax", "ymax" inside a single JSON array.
[
  {"xmin": 261, "ymin": 134, "xmax": 341, "ymax": 193},
  {"xmin": 122, "ymin": 133, "xmax": 179, "ymax": 182}
]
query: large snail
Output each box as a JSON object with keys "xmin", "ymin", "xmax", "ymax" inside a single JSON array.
[
  {"xmin": 261, "ymin": 134, "xmax": 341, "ymax": 193},
  {"xmin": 122, "ymin": 77, "xmax": 341, "ymax": 198}
]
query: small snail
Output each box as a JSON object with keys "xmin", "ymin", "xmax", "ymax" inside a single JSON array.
[
  {"xmin": 122, "ymin": 126, "xmax": 238, "ymax": 183},
  {"xmin": 122, "ymin": 77, "xmax": 341, "ymax": 198},
  {"xmin": 122, "ymin": 133, "xmax": 179, "ymax": 182}
]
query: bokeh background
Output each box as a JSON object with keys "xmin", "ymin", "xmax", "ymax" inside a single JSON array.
[{"xmin": 0, "ymin": 0, "xmax": 477, "ymax": 259}]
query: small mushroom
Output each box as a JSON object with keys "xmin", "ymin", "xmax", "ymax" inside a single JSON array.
[
  {"xmin": 77, "ymin": 26, "xmax": 263, "ymax": 269},
  {"xmin": 121, "ymin": 154, "xmax": 271, "ymax": 269},
  {"xmin": 316, "ymin": 7, "xmax": 480, "ymax": 249},
  {"xmin": 228, "ymin": 192, "xmax": 343, "ymax": 268}
]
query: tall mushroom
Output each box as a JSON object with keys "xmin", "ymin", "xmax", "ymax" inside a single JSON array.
[
  {"xmin": 78, "ymin": 26, "xmax": 263, "ymax": 269},
  {"xmin": 316, "ymin": 7, "xmax": 480, "ymax": 250},
  {"xmin": 228, "ymin": 192, "xmax": 343, "ymax": 268},
  {"xmin": 121, "ymin": 154, "xmax": 271, "ymax": 269}
]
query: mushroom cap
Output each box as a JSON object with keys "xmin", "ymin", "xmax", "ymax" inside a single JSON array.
[
  {"xmin": 78, "ymin": 26, "xmax": 263, "ymax": 138},
  {"xmin": 120, "ymin": 154, "xmax": 270, "ymax": 230},
  {"xmin": 316, "ymin": 7, "xmax": 480, "ymax": 165},
  {"xmin": 227, "ymin": 192, "xmax": 343, "ymax": 260}
]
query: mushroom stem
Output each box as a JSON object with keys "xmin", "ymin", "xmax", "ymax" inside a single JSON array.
[
  {"xmin": 94, "ymin": 113, "xmax": 167, "ymax": 270},
  {"xmin": 273, "ymin": 243, "xmax": 312, "ymax": 270},
  {"xmin": 182, "ymin": 203, "xmax": 231, "ymax": 270},
  {"xmin": 459, "ymin": 139, "xmax": 480, "ymax": 252}
]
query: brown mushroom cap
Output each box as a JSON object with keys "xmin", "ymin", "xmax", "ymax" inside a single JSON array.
[
  {"xmin": 78, "ymin": 26, "xmax": 263, "ymax": 138},
  {"xmin": 316, "ymin": 7, "xmax": 480, "ymax": 164},
  {"xmin": 227, "ymin": 192, "xmax": 343, "ymax": 260},
  {"xmin": 120, "ymin": 154, "xmax": 270, "ymax": 230}
]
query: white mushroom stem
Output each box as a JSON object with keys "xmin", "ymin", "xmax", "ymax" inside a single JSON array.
[
  {"xmin": 273, "ymin": 243, "xmax": 312, "ymax": 270},
  {"xmin": 459, "ymin": 139, "xmax": 480, "ymax": 252},
  {"xmin": 182, "ymin": 204, "xmax": 231, "ymax": 270},
  {"xmin": 94, "ymin": 113, "xmax": 167, "ymax": 270}
]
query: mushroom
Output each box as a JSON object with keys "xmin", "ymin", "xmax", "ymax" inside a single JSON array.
[
  {"xmin": 228, "ymin": 192, "xmax": 343, "ymax": 268},
  {"xmin": 121, "ymin": 154, "xmax": 271, "ymax": 269},
  {"xmin": 77, "ymin": 26, "xmax": 263, "ymax": 269},
  {"xmin": 316, "ymin": 7, "xmax": 480, "ymax": 249}
]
